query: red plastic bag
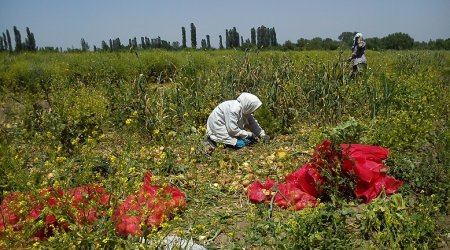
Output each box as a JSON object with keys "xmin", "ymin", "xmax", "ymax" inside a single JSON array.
[
  {"xmin": 247, "ymin": 141, "xmax": 403, "ymax": 209},
  {"xmin": 112, "ymin": 171, "xmax": 187, "ymax": 237}
]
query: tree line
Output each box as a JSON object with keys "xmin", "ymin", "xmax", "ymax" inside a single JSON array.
[
  {"xmin": 0, "ymin": 26, "xmax": 36, "ymax": 52},
  {"xmin": 1, "ymin": 25, "xmax": 449, "ymax": 53}
]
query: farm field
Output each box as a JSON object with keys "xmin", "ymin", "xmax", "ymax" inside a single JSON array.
[{"xmin": 0, "ymin": 50, "xmax": 449, "ymax": 249}]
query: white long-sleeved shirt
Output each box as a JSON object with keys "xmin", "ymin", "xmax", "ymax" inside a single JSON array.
[{"xmin": 206, "ymin": 93, "xmax": 265, "ymax": 146}]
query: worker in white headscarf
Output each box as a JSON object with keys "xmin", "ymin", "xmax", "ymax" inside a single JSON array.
[
  {"xmin": 348, "ymin": 32, "xmax": 367, "ymax": 77},
  {"xmin": 204, "ymin": 92, "xmax": 269, "ymax": 153}
]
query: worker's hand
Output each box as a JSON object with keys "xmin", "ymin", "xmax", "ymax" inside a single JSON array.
[
  {"xmin": 245, "ymin": 132, "xmax": 255, "ymax": 139},
  {"xmin": 235, "ymin": 136, "xmax": 256, "ymax": 149},
  {"xmin": 235, "ymin": 139, "xmax": 246, "ymax": 149},
  {"xmin": 259, "ymin": 132, "xmax": 270, "ymax": 143},
  {"xmin": 260, "ymin": 134, "xmax": 270, "ymax": 143},
  {"xmin": 244, "ymin": 132, "xmax": 257, "ymax": 145}
]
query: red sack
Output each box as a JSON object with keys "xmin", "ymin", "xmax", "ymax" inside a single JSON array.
[
  {"xmin": 1, "ymin": 171, "xmax": 187, "ymax": 240},
  {"xmin": 112, "ymin": 171, "xmax": 187, "ymax": 237},
  {"xmin": 340, "ymin": 143, "xmax": 403, "ymax": 203},
  {"xmin": 274, "ymin": 183, "xmax": 316, "ymax": 210},
  {"xmin": 67, "ymin": 185, "xmax": 110, "ymax": 224},
  {"xmin": 355, "ymin": 175, "xmax": 403, "ymax": 202},
  {"xmin": 247, "ymin": 179, "xmax": 275, "ymax": 203},
  {"xmin": 340, "ymin": 144, "xmax": 389, "ymax": 163},
  {"xmin": 285, "ymin": 163, "xmax": 321, "ymax": 197},
  {"xmin": 247, "ymin": 141, "xmax": 404, "ymax": 209}
]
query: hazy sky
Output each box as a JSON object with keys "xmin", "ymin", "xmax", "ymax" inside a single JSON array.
[{"xmin": 1, "ymin": 0, "xmax": 449, "ymax": 49}]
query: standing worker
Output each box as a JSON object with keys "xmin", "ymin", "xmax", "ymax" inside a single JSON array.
[
  {"xmin": 349, "ymin": 32, "xmax": 367, "ymax": 77},
  {"xmin": 204, "ymin": 92, "xmax": 269, "ymax": 154}
]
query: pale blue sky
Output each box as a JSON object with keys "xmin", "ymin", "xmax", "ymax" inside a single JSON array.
[{"xmin": 1, "ymin": 0, "xmax": 449, "ymax": 49}]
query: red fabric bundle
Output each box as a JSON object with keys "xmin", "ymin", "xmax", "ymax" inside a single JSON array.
[
  {"xmin": 0, "ymin": 171, "xmax": 186, "ymax": 240},
  {"xmin": 65, "ymin": 185, "xmax": 111, "ymax": 225},
  {"xmin": 340, "ymin": 144, "xmax": 403, "ymax": 202},
  {"xmin": 112, "ymin": 172, "xmax": 187, "ymax": 237},
  {"xmin": 247, "ymin": 178, "xmax": 317, "ymax": 210},
  {"xmin": 247, "ymin": 179, "xmax": 275, "ymax": 203},
  {"xmin": 247, "ymin": 141, "xmax": 403, "ymax": 209},
  {"xmin": 0, "ymin": 188, "xmax": 68, "ymax": 240},
  {"xmin": 273, "ymin": 183, "xmax": 317, "ymax": 210},
  {"xmin": 285, "ymin": 163, "xmax": 321, "ymax": 197}
]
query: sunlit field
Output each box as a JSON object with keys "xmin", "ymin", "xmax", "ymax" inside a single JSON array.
[{"xmin": 1, "ymin": 50, "xmax": 449, "ymax": 249}]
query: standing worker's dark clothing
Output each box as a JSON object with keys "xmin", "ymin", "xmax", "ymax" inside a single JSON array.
[{"xmin": 350, "ymin": 32, "xmax": 367, "ymax": 76}]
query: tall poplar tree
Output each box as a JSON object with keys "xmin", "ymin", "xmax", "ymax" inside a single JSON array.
[
  {"xmin": 206, "ymin": 35, "xmax": 211, "ymax": 49},
  {"xmin": 25, "ymin": 27, "xmax": 36, "ymax": 51},
  {"xmin": 6, "ymin": 29, "xmax": 12, "ymax": 52},
  {"xmin": 101, "ymin": 40, "xmax": 109, "ymax": 51},
  {"xmin": 81, "ymin": 38, "xmax": 89, "ymax": 51},
  {"xmin": 132, "ymin": 37, "xmax": 137, "ymax": 48},
  {"xmin": 181, "ymin": 26, "xmax": 186, "ymax": 48},
  {"xmin": 226, "ymin": 27, "xmax": 239, "ymax": 48},
  {"xmin": 190, "ymin": 23, "xmax": 197, "ymax": 49},
  {"xmin": 141, "ymin": 37, "xmax": 145, "ymax": 49},
  {"xmin": 251, "ymin": 28, "xmax": 256, "ymax": 45},
  {"xmin": 201, "ymin": 39, "xmax": 206, "ymax": 49},
  {"xmin": 2, "ymin": 33, "xmax": 7, "ymax": 51},
  {"xmin": 270, "ymin": 27, "xmax": 277, "ymax": 46},
  {"xmin": 256, "ymin": 25, "xmax": 276, "ymax": 48},
  {"xmin": 13, "ymin": 26, "xmax": 22, "ymax": 52},
  {"xmin": 112, "ymin": 38, "xmax": 122, "ymax": 50},
  {"xmin": 225, "ymin": 29, "xmax": 229, "ymax": 48},
  {"xmin": 219, "ymin": 35, "xmax": 223, "ymax": 49}
]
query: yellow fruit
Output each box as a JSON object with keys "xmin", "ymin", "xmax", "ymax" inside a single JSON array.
[
  {"xmin": 276, "ymin": 150, "xmax": 287, "ymax": 159},
  {"xmin": 242, "ymin": 179, "xmax": 251, "ymax": 187},
  {"xmin": 244, "ymin": 173, "xmax": 255, "ymax": 180}
]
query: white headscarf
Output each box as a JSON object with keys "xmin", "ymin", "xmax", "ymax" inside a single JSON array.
[
  {"xmin": 237, "ymin": 92, "xmax": 262, "ymax": 114},
  {"xmin": 352, "ymin": 33, "xmax": 363, "ymax": 49}
]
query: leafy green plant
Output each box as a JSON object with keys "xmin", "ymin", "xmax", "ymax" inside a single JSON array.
[
  {"xmin": 326, "ymin": 117, "xmax": 364, "ymax": 145},
  {"xmin": 361, "ymin": 194, "xmax": 440, "ymax": 249},
  {"xmin": 244, "ymin": 201, "xmax": 356, "ymax": 249}
]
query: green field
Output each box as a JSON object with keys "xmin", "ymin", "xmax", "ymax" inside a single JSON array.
[{"xmin": 1, "ymin": 50, "xmax": 449, "ymax": 249}]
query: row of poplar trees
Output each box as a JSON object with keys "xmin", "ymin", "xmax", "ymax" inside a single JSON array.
[
  {"xmin": 182, "ymin": 23, "xmax": 277, "ymax": 49},
  {"xmin": 99, "ymin": 23, "xmax": 277, "ymax": 52},
  {"xmin": 1, "ymin": 23, "xmax": 277, "ymax": 52},
  {"xmin": 0, "ymin": 26, "xmax": 36, "ymax": 52}
]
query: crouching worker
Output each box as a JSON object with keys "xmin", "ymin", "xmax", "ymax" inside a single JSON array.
[{"xmin": 204, "ymin": 92, "xmax": 269, "ymax": 154}]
